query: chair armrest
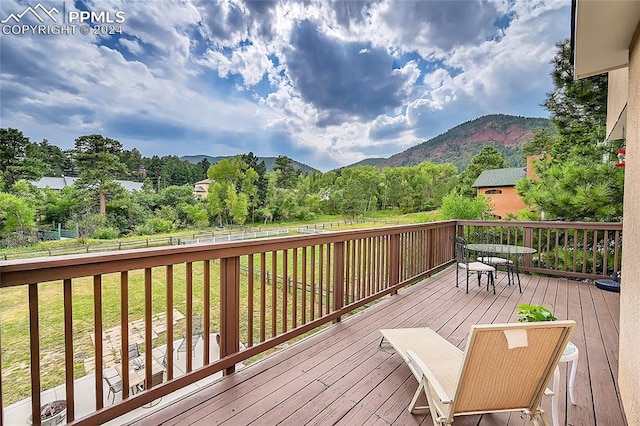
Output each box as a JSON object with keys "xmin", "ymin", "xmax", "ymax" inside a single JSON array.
[{"xmin": 407, "ymin": 349, "xmax": 453, "ymax": 404}]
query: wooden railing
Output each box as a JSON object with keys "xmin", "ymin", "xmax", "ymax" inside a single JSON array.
[
  {"xmin": 457, "ymin": 220, "xmax": 623, "ymax": 279},
  {"xmin": 0, "ymin": 222, "xmax": 456, "ymax": 425}
]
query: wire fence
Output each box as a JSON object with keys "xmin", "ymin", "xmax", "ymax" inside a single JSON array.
[{"xmin": 0, "ymin": 218, "xmax": 395, "ymax": 261}]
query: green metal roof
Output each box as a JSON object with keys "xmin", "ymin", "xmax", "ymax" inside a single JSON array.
[{"xmin": 472, "ymin": 167, "xmax": 526, "ymax": 188}]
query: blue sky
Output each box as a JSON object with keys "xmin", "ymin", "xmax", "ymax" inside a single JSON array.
[{"xmin": 0, "ymin": 0, "xmax": 570, "ymax": 171}]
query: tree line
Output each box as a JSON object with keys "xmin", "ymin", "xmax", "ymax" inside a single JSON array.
[{"xmin": 0, "ymin": 128, "xmax": 474, "ymax": 245}]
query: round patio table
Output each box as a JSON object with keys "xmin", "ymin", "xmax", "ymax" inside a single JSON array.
[{"xmin": 466, "ymin": 243, "xmax": 537, "ymax": 255}]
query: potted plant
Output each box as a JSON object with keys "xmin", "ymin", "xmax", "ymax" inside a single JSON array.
[
  {"xmin": 516, "ymin": 303, "xmax": 557, "ymax": 322},
  {"xmin": 516, "ymin": 303, "xmax": 579, "ymax": 424}
]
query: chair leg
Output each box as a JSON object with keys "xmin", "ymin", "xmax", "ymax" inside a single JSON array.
[
  {"xmin": 568, "ymin": 358, "xmax": 578, "ymax": 405},
  {"xmin": 456, "ymin": 267, "xmax": 459, "ymax": 287},
  {"xmin": 466, "ymin": 272, "xmax": 470, "ymax": 293},
  {"xmin": 514, "ymin": 263, "xmax": 522, "ymax": 293},
  {"xmin": 408, "ymin": 379, "xmax": 430, "ymax": 412}
]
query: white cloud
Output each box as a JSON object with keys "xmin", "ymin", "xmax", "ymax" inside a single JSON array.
[{"xmin": 0, "ymin": 0, "xmax": 571, "ymax": 171}]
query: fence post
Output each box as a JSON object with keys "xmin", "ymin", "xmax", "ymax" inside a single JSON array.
[
  {"xmin": 220, "ymin": 256, "xmax": 240, "ymax": 375},
  {"xmin": 333, "ymin": 242, "xmax": 345, "ymax": 323}
]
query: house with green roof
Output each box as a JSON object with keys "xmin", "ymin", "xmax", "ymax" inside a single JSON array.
[{"xmin": 472, "ymin": 167, "xmax": 528, "ymax": 219}]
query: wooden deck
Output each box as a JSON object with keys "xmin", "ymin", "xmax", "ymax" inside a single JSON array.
[{"xmin": 128, "ymin": 266, "xmax": 626, "ymax": 426}]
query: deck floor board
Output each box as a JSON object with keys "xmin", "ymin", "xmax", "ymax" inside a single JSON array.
[{"xmin": 129, "ymin": 266, "xmax": 626, "ymax": 426}]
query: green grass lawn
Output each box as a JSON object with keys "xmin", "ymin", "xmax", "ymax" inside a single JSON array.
[{"xmin": 0, "ymin": 211, "xmax": 438, "ymax": 406}]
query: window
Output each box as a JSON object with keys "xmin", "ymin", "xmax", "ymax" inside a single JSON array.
[{"xmin": 485, "ymin": 189, "xmax": 502, "ymax": 194}]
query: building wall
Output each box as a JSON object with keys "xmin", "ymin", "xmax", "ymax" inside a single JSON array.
[
  {"xmin": 607, "ymin": 68, "xmax": 628, "ymax": 139},
  {"xmin": 525, "ymin": 155, "xmax": 544, "ymax": 180},
  {"xmin": 477, "ymin": 186, "xmax": 526, "ymax": 219},
  {"xmin": 619, "ymin": 22, "xmax": 640, "ymax": 423}
]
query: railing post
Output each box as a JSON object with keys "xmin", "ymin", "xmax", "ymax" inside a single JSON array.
[
  {"xmin": 333, "ymin": 242, "xmax": 344, "ymax": 323},
  {"xmin": 220, "ymin": 256, "xmax": 240, "ymax": 375},
  {"xmin": 523, "ymin": 226, "xmax": 534, "ymax": 270},
  {"xmin": 389, "ymin": 234, "xmax": 400, "ymax": 293},
  {"xmin": 29, "ymin": 283, "xmax": 41, "ymax": 426}
]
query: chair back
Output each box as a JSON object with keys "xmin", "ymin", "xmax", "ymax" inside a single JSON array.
[
  {"xmin": 455, "ymin": 237, "xmax": 470, "ymax": 265},
  {"xmin": 128, "ymin": 343, "xmax": 140, "ymax": 359},
  {"xmin": 472, "ymin": 229, "xmax": 499, "ymax": 244},
  {"xmin": 450, "ymin": 320, "xmax": 575, "ymax": 416}
]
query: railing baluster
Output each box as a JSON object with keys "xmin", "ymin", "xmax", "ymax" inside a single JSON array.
[
  {"xmin": 301, "ymin": 248, "xmax": 307, "ymax": 325},
  {"xmin": 350, "ymin": 240, "xmax": 357, "ymax": 302},
  {"xmin": 390, "ymin": 234, "xmax": 400, "ymax": 290},
  {"xmin": 144, "ymin": 268, "xmax": 152, "ymax": 388},
  {"xmin": 310, "ymin": 246, "xmax": 316, "ymax": 321},
  {"xmin": 260, "ymin": 252, "xmax": 266, "ymax": 342},
  {"xmin": 552, "ymin": 228, "xmax": 557, "ymax": 269},
  {"xmin": 613, "ymin": 231, "xmax": 620, "ymax": 274},
  {"xmin": 29, "ymin": 283, "xmax": 41, "ymax": 425},
  {"xmin": 592, "ymin": 230, "xmax": 598, "ymax": 275},
  {"xmin": 185, "ymin": 262, "xmax": 193, "ymax": 373},
  {"xmin": 93, "ymin": 276, "xmax": 104, "ymax": 411},
  {"xmin": 572, "ymin": 229, "xmax": 578, "ymax": 273},
  {"xmin": 120, "ymin": 271, "xmax": 130, "ymax": 399},
  {"xmin": 282, "ymin": 249, "xmax": 288, "ymax": 333},
  {"xmin": 603, "ymin": 230, "xmax": 610, "ymax": 275},
  {"xmin": 166, "ymin": 265, "xmax": 174, "ymax": 380},
  {"xmin": 292, "ymin": 249, "xmax": 297, "ymax": 329},
  {"xmin": 63, "ymin": 278, "xmax": 75, "ymax": 422},
  {"xmin": 325, "ymin": 243, "xmax": 331, "ymax": 314},
  {"xmin": 582, "ymin": 229, "xmax": 588, "ymax": 274},
  {"xmin": 203, "ymin": 260, "xmax": 211, "ymax": 365},
  {"xmin": 358, "ymin": 239, "xmax": 364, "ymax": 297},
  {"xmin": 333, "ymin": 242, "xmax": 344, "ymax": 322},
  {"xmin": 318, "ymin": 244, "xmax": 324, "ymax": 317},
  {"xmin": 271, "ymin": 251, "xmax": 277, "ymax": 337},
  {"xmin": 248, "ymin": 254, "xmax": 254, "ymax": 347}
]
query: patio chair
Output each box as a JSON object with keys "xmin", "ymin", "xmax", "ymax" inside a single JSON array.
[
  {"xmin": 177, "ymin": 314, "xmax": 203, "ymax": 359},
  {"xmin": 120, "ymin": 342, "xmax": 140, "ymax": 363},
  {"xmin": 476, "ymin": 243, "xmax": 521, "ymax": 292},
  {"xmin": 455, "ymin": 236, "xmax": 496, "ymax": 294},
  {"xmin": 380, "ymin": 320, "xmax": 576, "ymax": 426},
  {"xmin": 103, "ymin": 370, "xmax": 123, "ymax": 404}
]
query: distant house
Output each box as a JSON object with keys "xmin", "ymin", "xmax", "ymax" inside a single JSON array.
[
  {"xmin": 30, "ymin": 176, "xmax": 143, "ymax": 192},
  {"xmin": 472, "ymin": 168, "xmax": 526, "ymax": 218},
  {"xmin": 472, "ymin": 156, "xmax": 542, "ymax": 218},
  {"xmin": 193, "ymin": 179, "xmax": 212, "ymax": 199}
]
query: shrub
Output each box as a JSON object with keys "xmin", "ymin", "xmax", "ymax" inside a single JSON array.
[
  {"xmin": 92, "ymin": 226, "xmax": 120, "ymax": 240},
  {"xmin": 136, "ymin": 217, "xmax": 174, "ymax": 235}
]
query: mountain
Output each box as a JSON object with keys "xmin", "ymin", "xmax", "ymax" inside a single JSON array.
[
  {"xmin": 180, "ymin": 155, "xmax": 320, "ymax": 174},
  {"xmin": 346, "ymin": 114, "xmax": 554, "ymax": 171},
  {"xmin": 344, "ymin": 158, "xmax": 388, "ymax": 168}
]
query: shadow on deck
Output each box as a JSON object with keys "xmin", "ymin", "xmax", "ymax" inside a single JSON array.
[{"xmin": 127, "ymin": 266, "xmax": 625, "ymax": 425}]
